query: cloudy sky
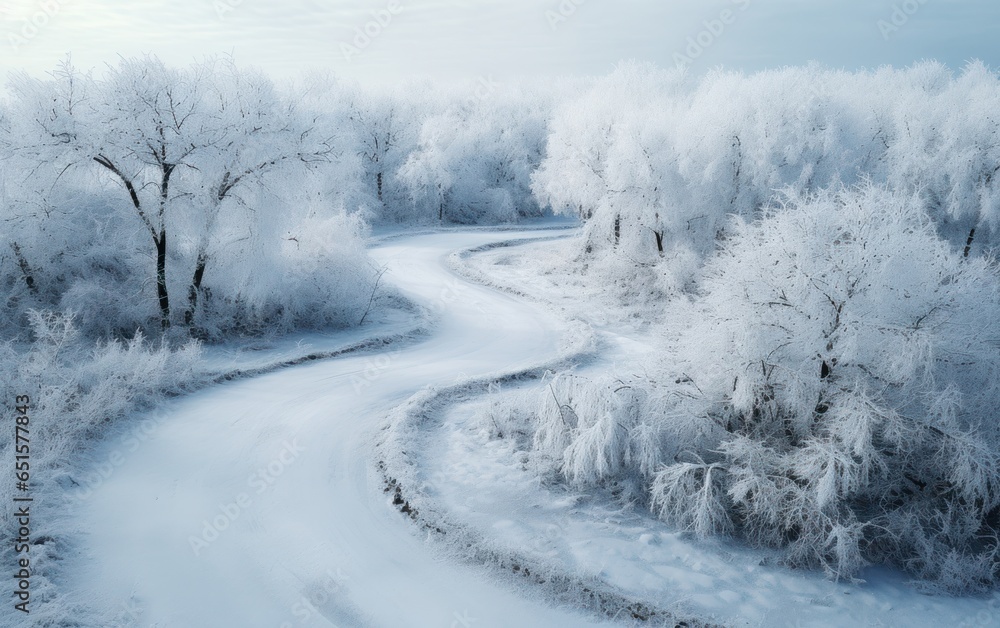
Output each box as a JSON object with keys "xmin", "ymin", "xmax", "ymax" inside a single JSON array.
[{"xmin": 0, "ymin": 0, "xmax": 997, "ymax": 82}]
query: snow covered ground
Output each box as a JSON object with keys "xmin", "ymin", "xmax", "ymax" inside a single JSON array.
[
  {"xmin": 52, "ymin": 227, "xmax": 1000, "ymax": 628},
  {"xmin": 56, "ymin": 228, "xmax": 615, "ymax": 628},
  {"xmin": 423, "ymin": 390, "xmax": 1000, "ymax": 628}
]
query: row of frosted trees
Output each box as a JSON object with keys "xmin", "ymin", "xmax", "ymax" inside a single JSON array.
[
  {"xmin": 535, "ymin": 60, "xmax": 1000, "ymax": 270},
  {"xmin": 0, "ymin": 58, "xmax": 550, "ymax": 339},
  {"xmin": 7, "ymin": 57, "xmax": 999, "ymax": 339}
]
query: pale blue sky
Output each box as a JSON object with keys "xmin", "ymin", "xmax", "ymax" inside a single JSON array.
[{"xmin": 0, "ymin": 0, "xmax": 997, "ymax": 82}]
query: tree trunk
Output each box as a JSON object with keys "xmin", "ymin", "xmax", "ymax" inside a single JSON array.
[
  {"xmin": 377, "ymin": 171, "xmax": 383, "ymax": 202},
  {"xmin": 156, "ymin": 161, "xmax": 176, "ymax": 330},
  {"xmin": 94, "ymin": 155, "xmax": 174, "ymax": 332},
  {"xmin": 155, "ymin": 230, "xmax": 170, "ymax": 329},
  {"xmin": 10, "ymin": 242, "xmax": 37, "ymax": 294},
  {"xmin": 184, "ymin": 251, "xmax": 208, "ymax": 326},
  {"xmin": 963, "ymin": 227, "xmax": 976, "ymax": 258},
  {"xmin": 731, "ymin": 134, "xmax": 743, "ymax": 208},
  {"xmin": 653, "ymin": 229, "xmax": 664, "ymax": 254},
  {"xmin": 613, "ymin": 214, "xmax": 621, "ymax": 246}
]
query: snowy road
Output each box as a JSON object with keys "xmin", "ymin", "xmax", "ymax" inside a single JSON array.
[{"xmin": 65, "ymin": 228, "xmax": 612, "ymax": 628}]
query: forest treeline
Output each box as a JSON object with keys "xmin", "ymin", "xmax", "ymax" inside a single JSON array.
[
  {"xmin": 0, "ymin": 57, "xmax": 549, "ymax": 340},
  {"xmin": 5, "ymin": 58, "xmax": 1000, "ymax": 341},
  {"xmin": 4, "ymin": 57, "xmax": 1000, "ymax": 340}
]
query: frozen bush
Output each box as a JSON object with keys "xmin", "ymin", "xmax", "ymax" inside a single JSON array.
[
  {"xmin": 473, "ymin": 382, "xmax": 536, "ymax": 448},
  {"xmin": 5, "ymin": 310, "xmax": 201, "ymax": 461},
  {"xmin": 530, "ymin": 372, "xmax": 669, "ymax": 499},
  {"xmin": 650, "ymin": 459, "xmax": 733, "ymax": 539},
  {"xmin": 654, "ymin": 186, "xmax": 1000, "ymax": 588},
  {"xmin": 186, "ymin": 207, "xmax": 379, "ymax": 339}
]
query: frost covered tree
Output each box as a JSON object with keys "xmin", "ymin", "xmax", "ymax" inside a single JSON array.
[
  {"xmin": 0, "ymin": 61, "xmax": 144, "ymax": 337},
  {"xmin": 536, "ymin": 63, "xmax": 748, "ymax": 269},
  {"xmin": 648, "ymin": 186, "xmax": 1000, "ymax": 588},
  {"xmin": 83, "ymin": 57, "xmax": 204, "ymax": 329},
  {"xmin": 532, "ymin": 63, "xmax": 687, "ymax": 255},
  {"xmin": 6, "ymin": 57, "xmax": 338, "ymax": 332},
  {"xmin": 177, "ymin": 60, "xmax": 337, "ymax": 326},
  {"xmin": 399, "ymin": 81, "xmax": 550, "ymax": 224},
  {"xmin": 531, "ymin": 63, "xmax": 702, "ymax": 302},
  {"xmin": 882, "ymin": 61, "xmax": 1000, "ymax": 255},
  {"xmin": 344, "ymin": 85, "xmax": 417, "ymax": 214}
]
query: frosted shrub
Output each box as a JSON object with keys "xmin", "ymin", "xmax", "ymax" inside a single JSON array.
[
  {"xmin": 651, "ymin": 459, "xmax": 732, "ymax": 539},
  {"xmin": 653, "ymin": 186, "xmax": 1000, "ymax": 588},
  {"xmin": 0, "ymin": 312, "xmax": 201, "ymax": 621},
  {"xmin": 531, "ymin": 372, "xmax": 669, "ymax": 497},
  {"xmin": 12, "ymin": 311, "xmax": 201, "ymax": 454},
  {"xmin": 189, "ymin": 209, "xmax": 378, "ymax": 338},
  {"xmin": 474, "ymin": 383, "xmax": 536, "ymax": 448}
]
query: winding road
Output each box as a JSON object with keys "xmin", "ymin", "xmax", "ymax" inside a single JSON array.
[{"xmin": 65, "ymin": 228, "xmax": 612, "ymax": 627}]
